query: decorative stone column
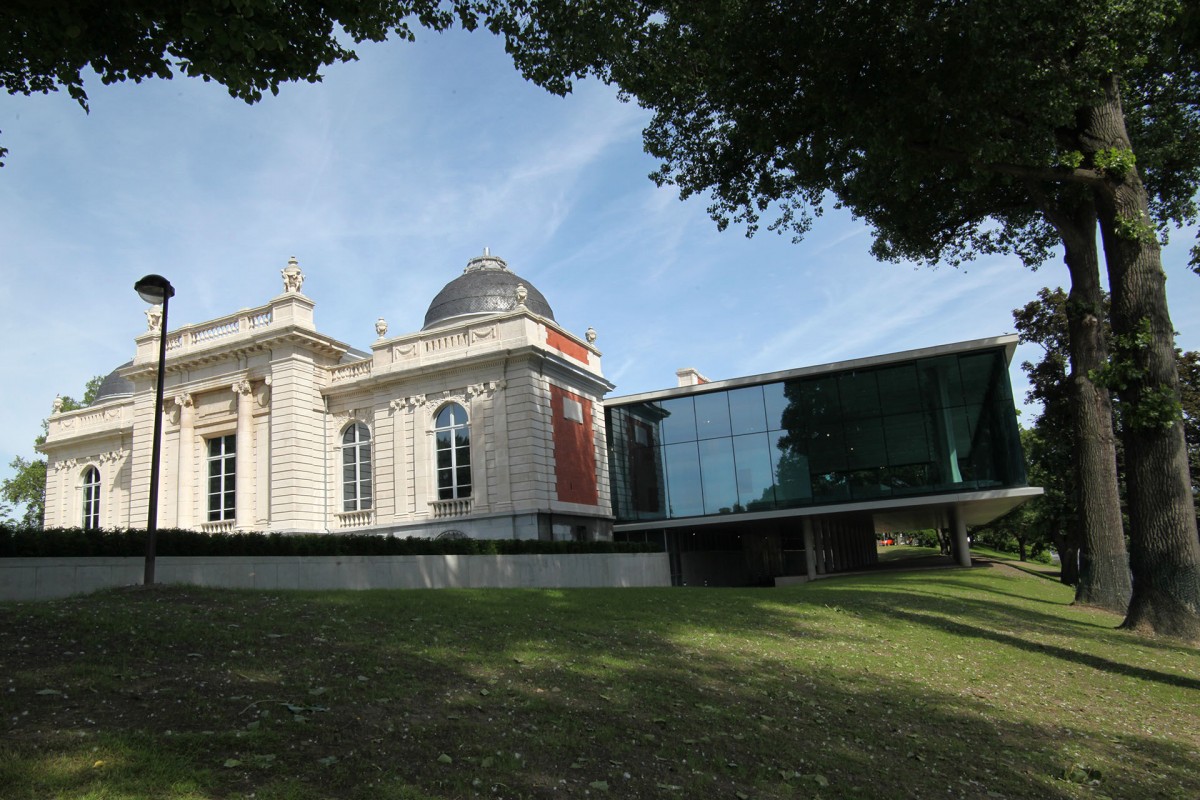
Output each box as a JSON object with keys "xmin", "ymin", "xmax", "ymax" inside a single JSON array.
[
  {"xmin": 233, "ymin": 380, "xmax": 254, "ymax": 530},
  {"xmin": 175, "ymin": 393, "xmax": 195, "ymax": 529}
]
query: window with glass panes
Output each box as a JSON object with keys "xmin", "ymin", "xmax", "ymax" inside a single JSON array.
[
  {"xmin": 341, "ymin": 422, "xmax": 372, "ymax": 512},
  {"xmin": 605, "ymin": 347, "xmax": 1026, "ymax": 522},
  {"xmin": 82, "ymin": 466, "xmax": 100, "ymax": 530},
  {"xmin": 434, "ymin": 403, "xmax": 471, "ymax": 500},
  {"xmin": 207, "ymin": 434, "xmax": 236, "ymax": 521}
]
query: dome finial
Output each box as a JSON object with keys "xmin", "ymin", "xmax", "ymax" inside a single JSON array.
[{"xmin": 464, "ymin": 250, "xmax": 509, "ymax": 274}]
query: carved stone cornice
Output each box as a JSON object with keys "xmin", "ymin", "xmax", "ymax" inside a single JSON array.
[{"xmin": 390, "ymin": 395, "xmax": 425, "ymax": 414}]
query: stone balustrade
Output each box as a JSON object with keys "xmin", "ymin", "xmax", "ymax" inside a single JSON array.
[
  {"xmin": 329, "ymin": 359, "xmax": 372, "ymax": 383},
  {"xmin": 160, "ymin": 307, "xmax": 273, "ymax": 356},
  {"xmin": 431, "ymin": 498, "xmax": 472, "ymax": 518},
  {"xmin": 45, "ymin": 404, "xmax": 132, "ymax": 442},
  {"xmin": 335, "ymin": 509, "xmax": 374, "ymax": 528},
  {"xmin": 134, "ymin": 289, "xmax": 317, "ymax": 367}
]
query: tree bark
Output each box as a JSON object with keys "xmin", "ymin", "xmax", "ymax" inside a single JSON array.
[
  {"xmin": 1087, "ymin": 76, "xmax": 1200, "ymax": 640},
  {"xmin": 1040, "ymin": 195, "xmax": 1132, "ymax": 613}
]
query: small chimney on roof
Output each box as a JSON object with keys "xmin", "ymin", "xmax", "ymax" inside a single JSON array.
[{"xmin": 676, "ymin": 367, "xmax": 709, "ymax": 387}]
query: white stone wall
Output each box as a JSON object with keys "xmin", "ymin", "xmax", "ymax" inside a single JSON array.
[{"xmin": 41, "ymin": 262, "xmax": 615, "ymax": 542}]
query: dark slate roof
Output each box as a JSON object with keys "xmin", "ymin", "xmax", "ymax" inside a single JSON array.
[
  {"xmin": 422, "ymin": 253, "xmax": 554, "ymax": 330},
  {"xmin": 92, "ymin": 360, "xmax": 135, "ymax": 403}
]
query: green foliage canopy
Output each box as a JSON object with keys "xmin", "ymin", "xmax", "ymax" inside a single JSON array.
[
  {"xmin": 0, "ymin": 0, "xmax": 483, "ymax": 162},
  {"xmin": 491, "ymin": 0, "xmax": 1200, "ymax": 266}
]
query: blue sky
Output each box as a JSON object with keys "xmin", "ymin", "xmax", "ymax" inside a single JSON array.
[{"xmin": 2, "ymin": 27, "xmax": 1199, "ymax": 488}]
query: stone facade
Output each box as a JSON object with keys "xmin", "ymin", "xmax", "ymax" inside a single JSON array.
[{"xmin": 41, "ymin": 255, "xmax": 615, "ymax": 541}]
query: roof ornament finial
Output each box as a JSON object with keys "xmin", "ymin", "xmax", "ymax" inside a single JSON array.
[
  {"xmin": 464, "ymin": 250, "xmax": 508, "ymax": 274},
  {"xmin": 281, "ymin": 255, "xmax": 304, "ymax": 294}
]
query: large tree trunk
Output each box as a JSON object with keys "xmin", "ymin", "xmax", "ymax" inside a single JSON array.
[
  {"xmin": 1044, "ymin": 196, "xmax": 1131, "ymax": 613},
  {"xmin": 1087, "ymin": 76, "xmax": 1200, "ymax": 640}
]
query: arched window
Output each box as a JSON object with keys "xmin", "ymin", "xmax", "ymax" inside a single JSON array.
[
  {"xmin": 434, "ymin": 403, "xmax": 471, "ymax": 500},
  {"xmin": 342, "ymin": 422, "xmax": 372, "ymax": 512},
  {"xmin": 82, "ymin": 466, "xmax": 100, "ymax": 530}
]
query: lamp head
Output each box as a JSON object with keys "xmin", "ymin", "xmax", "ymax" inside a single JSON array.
[{"xmin": 134, "ymin": 274, "xmax": 175, "ymax": 305}]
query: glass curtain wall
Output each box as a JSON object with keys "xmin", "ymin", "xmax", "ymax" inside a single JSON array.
[{"xmin": 607, "ymin": 347, "xmax": 1025, "ymax": 523}]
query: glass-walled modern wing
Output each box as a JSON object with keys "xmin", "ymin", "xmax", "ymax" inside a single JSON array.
[{"xmin": 606, "ymin": 346, "xmax": 1026, "ymax": 523}]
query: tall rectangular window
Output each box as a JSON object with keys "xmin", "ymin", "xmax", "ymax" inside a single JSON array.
[
  {"xmin": 207, "ymin": 435, "xmax": 236, "ymax": 522},
  {"xmin": 342, "ymin": 423, "xmax": 373, "ymax": 512},
  {"xmin": 82, "ymin": 466, "xmax": 100, "ymax": 530}
]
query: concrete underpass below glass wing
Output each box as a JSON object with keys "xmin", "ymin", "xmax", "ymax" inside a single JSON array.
[{"xmin": 604, "ymin": 336, "xmax": 1041, "ymax": 587}]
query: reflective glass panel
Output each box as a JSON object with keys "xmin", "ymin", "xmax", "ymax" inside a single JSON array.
[
  {"xmin": 838, "ymin": 371, "xmax": 881, "ymax": 419},
  {"xmin": 694, "ymin": 392, "xmax": 732, "ymax": 440},
  {"xmin": 698, "ymin": 438, "xmax": 738, "ymax": 514},
  {"xmin": 763, "ymin": 382, "xmax": 788, "ymax": 431},
  {"xmin": 958, "ymin": 352, "xmax": 999, "ymax": 407},
  {"xmin": 919, "ymin": 356, "xmax": 964, "ymax": 408},
  {"xmin": 663, "ymin": 442, "xmax": 703, "ymax": 517},
  {"xmin": 882, "ymin": 412, "xmax": 932, "ymax": 465},
  {"xmin": 728, "ymin": 386, "xmax": 767, "ymax": 435},
  {"xmin": 807, "ymin": 423, "xmax": 847, "ymax": 473},
  {"xmin": 659, "ymin": 397, "xmax": 697, "ymax": 445},
  {"xmin": 875, "ymin": 364, "xmax": 923, "ymax": 414},
  {"xmin": 771, "ymin": 431, "xmax": 812, "ymax": 506},
  {"xmin": 732, "ymin": 433, "xmax": 776, "ymax": 510},
  {"xmin": 844, "ymin": 417, "xmax": 886, "ymax": 469}
]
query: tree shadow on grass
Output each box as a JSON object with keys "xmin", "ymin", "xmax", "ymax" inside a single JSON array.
[
  {"xmin": 798, "ymin": 576, "xmax": 1200, "ymax": 690},
  {"xmin": 2, "ymin": 584, "xmax": 1198, "ymax": 799},
  {"xmin": 888, "ymin": 606, "xmax": 1200, "ymax": 692},
  {"xmin": 826, "ymin": 570, "xmax": 1200, "ymax": 658}
]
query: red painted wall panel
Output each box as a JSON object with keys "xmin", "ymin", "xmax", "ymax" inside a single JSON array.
[
  {"xmin": 546, "ymin": 329, "xmax": 589, "ymax": 363},
  {"xmin": 550, "ymin": 385, "xmax": 599, "ymax": 505}
]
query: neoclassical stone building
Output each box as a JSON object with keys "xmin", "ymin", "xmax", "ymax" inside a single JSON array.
[{"xmin": 41, "ymin": 253, "xmax": 614, "ymax": 541}]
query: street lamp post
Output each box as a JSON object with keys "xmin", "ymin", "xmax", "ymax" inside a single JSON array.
[{"xmin": 134, "ymin": 274, "xmax": 175, "ymax": 585}]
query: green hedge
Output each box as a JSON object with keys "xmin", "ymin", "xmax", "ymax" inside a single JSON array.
[{"xmin": 0, "ymin": 525, "xmax": 660, "ymax": 558}]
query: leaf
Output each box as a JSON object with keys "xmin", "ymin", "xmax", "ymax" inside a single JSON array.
[
  {"xmin": 317, "ymin": 756, "xmax": 338, "ymax": 766},
  {"xmin": 481, "ymin": 756, "xmax": 495, "ymax": 769},
  {"xmin": 479, "ymin": 688, "xmax": 490, "ymax": 696},
  {"xmin": 588, "ymin": 780, "xmax": 609, "ymax": 791},
  {"xmin": 813, "ymin": 774, "xmax": 829, "ymax": 787},
  {"xmin": 223, "ymin": 759, "xmax": 242, "ymax": 768},
  {"xmin": 437, "ymin": 753, "xmax": 453, "ymax": 764},
  {"xmin": 35, "ymin": 689, "xmax": 62, "ymax": 696}
]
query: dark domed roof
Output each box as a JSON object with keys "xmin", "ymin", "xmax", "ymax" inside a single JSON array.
[
  {"xmin": 92, "ymin": 361, "xmax": 134, "ymax": 403},
  {"xmin": 422, "ymin": 252, "xmax": 554, "ymax": 330}
]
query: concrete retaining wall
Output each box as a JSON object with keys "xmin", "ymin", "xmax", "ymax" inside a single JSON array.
[{"xmin": 0, "ymin": 553, "xmax": 672, "ymax": 601}]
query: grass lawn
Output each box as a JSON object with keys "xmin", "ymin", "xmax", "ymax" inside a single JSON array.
[{"xmin": 1, "ymin": 562, "xmax": 1196, "ymax": 799}]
